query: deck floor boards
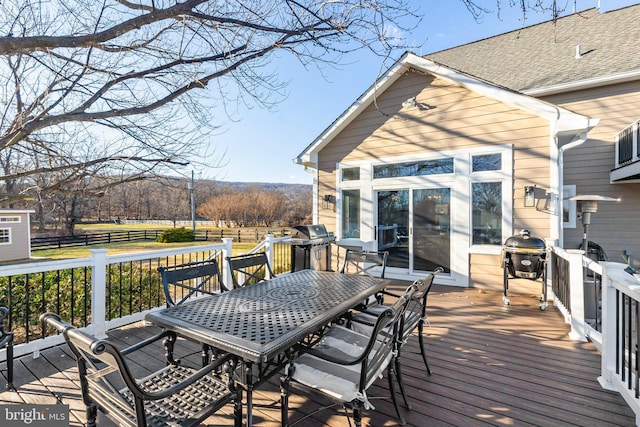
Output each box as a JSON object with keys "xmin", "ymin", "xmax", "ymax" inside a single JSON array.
[{"xmin": 0, "ymin": 284, "xmax": 635, "ymax": 426}]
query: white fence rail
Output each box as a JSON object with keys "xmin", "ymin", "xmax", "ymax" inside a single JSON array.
[
  {"xmin": 0, "ymin": 235, "xmax": 290, "ymax": 362},
  {"xmin": 549, "ymin": 245, "xmax": 640, "ymax": 425}
]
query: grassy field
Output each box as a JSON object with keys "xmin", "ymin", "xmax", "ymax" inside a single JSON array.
[{"xmin": 36, "ymin": 224, "xmax": 267, "ymax": 259}]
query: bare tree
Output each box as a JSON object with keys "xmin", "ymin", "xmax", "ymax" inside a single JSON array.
[{"xmin": 0, "ymin": 0, "xmax": 423, "ymax": 210}]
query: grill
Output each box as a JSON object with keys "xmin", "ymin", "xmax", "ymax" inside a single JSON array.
[
  {"xmin": 288, "ymin": 224, "xmax": 335, "ymax": 272},
  {"xmin": 502, "ymin": 229, "xmax": 548, "ymax": 309}
]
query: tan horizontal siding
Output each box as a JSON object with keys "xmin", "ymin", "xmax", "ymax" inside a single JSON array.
[
  {"xmin": 544, "ymin": 81, "xmax": 640, "ymax": 258},
  {"xmin": 469, "ymin": 253, "xmax": 502, "ymax": 289}
]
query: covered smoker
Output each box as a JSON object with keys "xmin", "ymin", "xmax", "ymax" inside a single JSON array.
[{"xmin": 502, "ymin": 229, "xmax": 548, "ymax": 309}]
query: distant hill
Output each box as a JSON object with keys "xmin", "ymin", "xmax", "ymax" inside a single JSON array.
[{"xmin": 208, "ymin": 181, "xmax": 311, "ymax": 196}]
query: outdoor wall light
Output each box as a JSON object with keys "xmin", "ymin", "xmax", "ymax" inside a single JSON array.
[
  {"xmin": 524, "ymin": 185, "xmax": 548, "ymax": 208},
  {"xmin": 524, "ymin": 185, "xmax": 536, "ymax": 207},
  {"xmin": 322, "ymin": 194, "xmax": 336, "ymax": 210}
]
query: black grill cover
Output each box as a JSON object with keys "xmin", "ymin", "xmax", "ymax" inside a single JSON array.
[{"xmin": 293, "ymin": 224, "xmax": 329, "ymax": 240}]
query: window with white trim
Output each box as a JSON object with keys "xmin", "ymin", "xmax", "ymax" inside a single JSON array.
[
  {"xmin": 471, "ymin": 182, "xmax": 502, "ymax": 245},
  {"xmin": 470, "ymin": 152, "xmax": 506, "ymax": 247},
  {"xmin": 0, "ymin": 216, "xmax": 20, "ymax": 223},
  {"xmin": 563, "ymin": 185, "xmax": 576, "ymax": 228},
  {"xmin": 0, "ymin": 228, "xmax": 10, "ymax": 245},
  {"xmin": 341, "ymin": 189, "xmax": 361, "ymax": 239}
]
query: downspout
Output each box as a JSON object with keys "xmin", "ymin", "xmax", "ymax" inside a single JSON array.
[{"xmin": 557, "ymin": 129, "xmax": 591, "ymax": 248}]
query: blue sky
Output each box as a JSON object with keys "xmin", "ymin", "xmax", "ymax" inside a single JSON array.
[{"xmin": 207, "ymin": 0, "xmax": 637, "ymax": 185}]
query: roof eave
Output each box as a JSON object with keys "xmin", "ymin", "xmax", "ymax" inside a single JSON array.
[
  {"xmin": 293, "ymin": 53, "xmax": 412, "ymax": 168},
  {"xmin": 523, "ymin": 69, "xmax": 640, "ymax": 97},
  {"xmin": 295, "ymin": 53, "xmax": 597, "ymax": 167}
]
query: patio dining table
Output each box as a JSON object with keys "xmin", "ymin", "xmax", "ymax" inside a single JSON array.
[{"xmin": 144, "ymin": 269, "xmax": 391, "ymax": 426}]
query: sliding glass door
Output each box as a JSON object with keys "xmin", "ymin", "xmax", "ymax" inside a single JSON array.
[
  {"xmin": 413, "ymin": 188, "xmax": 450, "ymax": 272},
  {"xmin": 376, "ymin": 188, "xmax": 450, "ymax": 272},
  {"xmin": 377, "ymin": 190, "xmax": 409, "ymax": 268}
]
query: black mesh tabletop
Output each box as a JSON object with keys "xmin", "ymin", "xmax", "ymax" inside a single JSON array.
[{"xmin": 145, "ymin": 270, "xmax": 389, "ymax": 363}]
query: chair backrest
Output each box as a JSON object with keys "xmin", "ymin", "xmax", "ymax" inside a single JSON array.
[
  {"xmin": 340, "ymin": 250, "xmax": 388, "ymax": 278},
  {"xmin": 361, "ymin": 284, "xmax": 416, "ymax": 389},
  {"xmin": 40, "ymin": 312, "xmax": 240, "ymax": 427},
  {"xmin": 226, "ymin": 252, "xmax": 275, "ymax": 288},
  {"xmin": 0, "ymin": 307, "xmax": 13, "ymax": 348},
  {"xmin": 158, "ymin": 259, "xmax": 227, "ymax": 307},
  {"xmin": 402, "ymin": 267, "xmax": 444, "ymax": 339}
]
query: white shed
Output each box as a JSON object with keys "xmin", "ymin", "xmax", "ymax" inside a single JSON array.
[{"xmin": 0, "ymin": 210, "xmax": 35, "ymax": 263}]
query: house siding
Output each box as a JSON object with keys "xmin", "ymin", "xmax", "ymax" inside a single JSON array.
[
  {"xmin": 543, "ymin": 80, "xmax": 640, "ymax": 262},
  {"xmin": 317, "ymin": 71, "xmax": 554, "ymax": 287}
]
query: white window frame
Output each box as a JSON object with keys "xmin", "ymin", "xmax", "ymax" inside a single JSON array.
[
  {"xmin": 562, "ymin": 185, "xmax": 577, "ymax": 229},
  {"xmin": 0, "ymin": 216, "xmax": 20, "ymax": 223},
  {"xmin": 468, "ymin": 147, "xmax": 513, "ymax": 255},
  {"xmin": 0, "ymin": 228, "xmax": 11, "ymax": 245}
]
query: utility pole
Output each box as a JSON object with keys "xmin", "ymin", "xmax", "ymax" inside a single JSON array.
[{"xmin": 189, "ymin": 170, "xmax": 196, "ymax": 233}]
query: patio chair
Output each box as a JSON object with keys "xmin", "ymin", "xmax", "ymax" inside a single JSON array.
[
  {"xmin": 0, "ymin": 307, "xmax": 14, "ymax": 390},
  {"xmin": 158, "ymin": 259, "xmax": 229, "ymax": 307},
  {"xmin": 350, "ymin": 267, "xmax": 444, "ymax": 409},
  {"xmin": 280, "ymin": 284, "xmax": 417, "ymax": 427},
  {"xmin": 226, "ymin": 252, "xmax": 275, "ymax": 288},
  {"xmin": 340, "ymin": 249, "xmax": 388, "ymax": 278},
  {"xmin": 340, "ymin": 249, "xmax": 388, "ymax": 309},
  {"xmin": 158, "ymin": 259, "xmax": 229, "ymax": 365},
  {"xmin": 40, "ymin": 312, "xmax": 242, "ymax": 427}
]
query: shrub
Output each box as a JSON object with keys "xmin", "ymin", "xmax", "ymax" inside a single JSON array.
[{"xmin": 157, "ymin": 227, "xmax": 194, "ymax": 243}]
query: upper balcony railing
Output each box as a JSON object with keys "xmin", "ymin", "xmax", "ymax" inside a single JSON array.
[{"xmin": 612, "ymin": 119, "xmax": 640, "ymax": 183}]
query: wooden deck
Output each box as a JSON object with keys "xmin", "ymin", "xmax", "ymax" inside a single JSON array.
[{"xmin": 0, "ymin": 283, "xmax": 635, "ymax": 426}]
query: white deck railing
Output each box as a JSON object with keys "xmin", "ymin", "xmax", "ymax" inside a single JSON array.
[
  {"xmin": 548, "ymin": 245, "xmax": 640, "ymax": 425},
  {"xmin": 0, "ymin": 235, "xmax": 290, "ymax": 361}
]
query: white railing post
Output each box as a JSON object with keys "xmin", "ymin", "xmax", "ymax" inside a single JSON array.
[
  {"xmin": 221, "ymin": 238, "xmax": 234, "ymax": 289},
  {"xmin": 90, "ymin": 249, "xmax": 108, "ymax": 339},
  {"xmin": 265, "ymin": 234, "xmax": 275, "ymax": 279},
  {"xmin": 598, "ymin": 262, "xmax": 625, "ymax": 391},
  {"xmin": 566, "ymin": 249, "xmax": 587, "ymax": 341}
]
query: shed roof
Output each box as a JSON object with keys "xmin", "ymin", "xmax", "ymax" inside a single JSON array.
[{"xmin": 426, "ymin": 5, "xmax": 640, "ymax": 94}]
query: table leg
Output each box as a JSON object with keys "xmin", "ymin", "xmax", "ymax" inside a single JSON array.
[{"xmin": 245, "ymin": 362, "xmax": 253, "ymax": 426}]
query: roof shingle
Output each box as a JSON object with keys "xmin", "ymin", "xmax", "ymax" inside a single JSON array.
[{"xmin": 425, "ymin": 5, "xmax": 640, "ymax": 92}]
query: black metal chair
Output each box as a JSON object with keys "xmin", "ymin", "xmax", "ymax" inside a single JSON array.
[
  {"xmin": 280, "ymin": 284, "xmax": 417, "ymax": 426},
  {"xmin": 340, "ymin": 249, "xmax": 388, "ymax": 309},
  {"xmin": 350, "ymin": 267, "xmax": 444, "ymax": 409},
  {"xmin": 225, "ymin": 252, "xmax": 275, "ymax": 288},
  {"xmin": 40, "ymin": 312, "xmax": 242, "ymax": 427},
  {"xmin": 158, "ymin": 259, "xmax": 229, "ymax": 365},
  {"xmin": 0, "ymin": 307, "xmax": 14, "ymax": 390},
  {"xmin": 340, "ymin": 249, "xmax": 388, "ymax": 278},
  {"xmin": 158, "ymin": 259, "xmax": 229, "ymax": 307}
]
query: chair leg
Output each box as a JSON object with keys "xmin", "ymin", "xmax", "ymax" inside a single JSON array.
[
  {"xmin": 280, "ymin": 374, "xmax": 291, "ymax": 427},
  {"xmin": 394, "ymin": 354, "xmax": 411, "ymax": 410},
  {"xmin": 6, "ymin": 340, "xmax": 14, "ymax": 390},
  {"xmin": 418, "ymin": 320, "xmax": 432, "ymax": 375},
  {"xmin": 353, "ymin": 401, "xmax": 363, "ymax": 427},
  {"xmin": 233, "ymin": 389, "xmax": 243, "ymax": 427},
  {"xmin": 387, "ymin": 364, "xmax": 406, "ymax": 425},
  {"xmin": 201, "ymin": 344, "xmax": 210, "ymax": 367},
  {"xmin": 86, "ymin": 402, "xmax": 98, "ymax": 427}
]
